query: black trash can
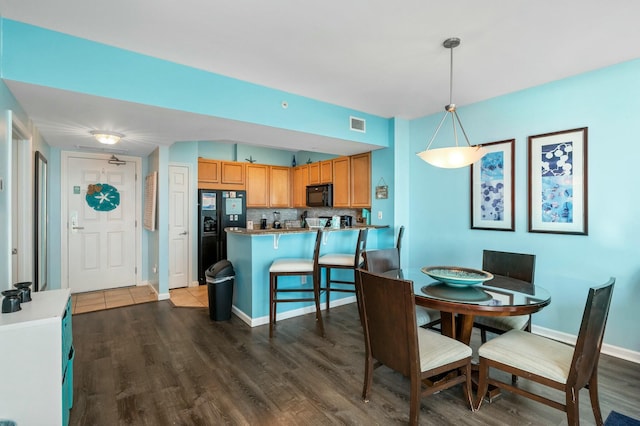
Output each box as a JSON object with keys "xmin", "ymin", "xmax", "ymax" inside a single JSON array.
[{"xmin": 205, "ymin": 260, "xmax": 235, "ymax": 321}]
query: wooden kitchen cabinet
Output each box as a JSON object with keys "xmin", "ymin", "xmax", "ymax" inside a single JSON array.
[
  {"xmin": 198, "ymin": 159, "xmax": 246, "ymax": 190},
  {"xmin": 221, "ymin": 161, "xmax": 245, "ymax": 185},
  {"xmin": 292, "ymin": 164, "xmax": 309, "ymax": 207},
  {"xmin": 350, "ymin": 152, "xmax": 371, "ymax": 207},
  {"xmin": 332, "ymin": 156, "xmax": 351, "ymax": 207},
  {"xmin": 246, "ymin": 163, "xmax": 269, "ymax": 207},
  {"xmin": 269, "ymin": 166, "xmax": 291, "ymax": 207},
  {"xmin": 197, "ymin": 158, "xmax": 220, "ymax": 184},
  {"xmin": 308, "ymin": 162, "xmax": 321, "ymax": 184},
  {"xmin": 320, "ymin": 160, "xmax": 333, "ymax": 183}
]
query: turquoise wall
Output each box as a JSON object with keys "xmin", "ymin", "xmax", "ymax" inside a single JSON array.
[
  {"xmin": 0, "ymin": 82, "xmax": 27, "ymax": 289},
  {"xmin": 0, "ymin": 79, "xmax": 52, "ymax": 290},
  {"xmin": 48, "ymin": 148, "xmax": 61, "ymax": 289},
  {"xmin": 146, "ymin": 149, "xmax": 160, "ymax": 293},
  {"xmin": 404, "ymin": 59, "xmax": 640, "ymax": 352},
  {"xmin": 2, "ymin": 19, "xmax": 390, "ymax": 149}
]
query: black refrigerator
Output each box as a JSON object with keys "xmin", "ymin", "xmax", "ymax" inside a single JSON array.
[{"xmin": 198, "ymin": 189, "xmax": 246, "ymax": 284}]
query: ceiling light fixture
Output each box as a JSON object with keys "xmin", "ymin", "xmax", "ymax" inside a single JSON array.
[
  {"xmin": 90, "ymin": 130, "xmax": 124, "ymax": 145},
  {"xmin": 417, "ymin": 37, "xmax": 485, "ymax": 168}
]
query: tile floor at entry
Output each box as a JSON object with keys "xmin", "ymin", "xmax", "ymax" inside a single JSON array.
[{"xmin": 71, "ymin": 285, "xmax": 209, "ymax": 314}]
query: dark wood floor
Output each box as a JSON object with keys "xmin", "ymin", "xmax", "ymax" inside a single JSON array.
[{"xmin": 70, "ymin": 301, "xmax": 640, "ymax": 425}]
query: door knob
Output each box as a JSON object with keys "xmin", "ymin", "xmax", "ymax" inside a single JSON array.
[
  {"xmin": 72, "ymin": 226, "xmax": 85, "ymax": 230},
  {"xmin": 179, "ymin": 231, "xmax": 188, "ymax": 235}
]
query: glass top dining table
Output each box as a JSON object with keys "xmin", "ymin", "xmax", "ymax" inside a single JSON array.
[{"xmin": 383, "ymin": 268, "xmax": 551, "ymax": 345}]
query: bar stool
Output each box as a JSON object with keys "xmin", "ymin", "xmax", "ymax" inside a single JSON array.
[
  {"xmin": 269, "ymin": 230, "xmax": 324, "ymax": 338},
  {"xmin": 318, "ymin": 228, "xmax": 368, "ymax": 311}
]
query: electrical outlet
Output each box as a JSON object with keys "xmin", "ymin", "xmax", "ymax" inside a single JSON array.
[
  {"xmin": 377, "ymin": 211, "xmax": 383, "ymax": 219},
  {"xmin": 301, "ymin": 276, "xmax": 307, "ymax": 284}
]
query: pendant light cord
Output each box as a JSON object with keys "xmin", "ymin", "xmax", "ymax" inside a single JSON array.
[{"xmin": 449, "ymin": 42, "xmax": 454, "ymax": 106}]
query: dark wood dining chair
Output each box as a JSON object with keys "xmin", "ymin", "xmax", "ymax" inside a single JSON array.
[
  {"xmin": 396, "ymin": 225, "xmax": 405, "ymax": 265},
  {"xmin": 363, "ymin": 248, "xmax": 441, "ymax": 329},
  {"xmin": 269, "ymin": 230, "xmax": 324, "ymax": 337},
  {"xmin": 474, "ymin": 250, "xmax": 536, "ymax": 342},
  {"xmin": 318, "ymin": 228, "xmax": 368, "ymax": 311},
  {"xmin": 356, "ymin": 269, "xmax": 474, "ymax": 425},
  {"xmin": 474, "ymin": 278, "xmax": 615, "ymax": 426}
]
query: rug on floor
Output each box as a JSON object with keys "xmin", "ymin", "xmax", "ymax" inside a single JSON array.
[{"xmin": 605, "ymin": 411, "xmax": 640, "ymax": 426}]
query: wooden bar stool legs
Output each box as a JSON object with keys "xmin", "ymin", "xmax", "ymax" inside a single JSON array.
[
  {"xmin": 269, "ymin": 230, "xmax": 324, "ymax": 337},
  {"xmin": 319, "ymin": 229, "xmax": 368, "ymax": 312}
]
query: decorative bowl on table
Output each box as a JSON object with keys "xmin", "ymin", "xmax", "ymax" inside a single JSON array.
[{"xmin": 421, "ymin": 266, "xmax": 494, "ymax": 287}]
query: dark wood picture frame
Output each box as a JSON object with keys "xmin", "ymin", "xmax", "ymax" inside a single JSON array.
[
  {"xmin": 470, "ymin": 139, "xmax": 515, "ymax": 231},
  {"xmin": 528, "ymin": 127, "xmax": 588, "ymax": 235}
]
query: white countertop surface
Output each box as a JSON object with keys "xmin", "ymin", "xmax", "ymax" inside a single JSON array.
[{"xmin": 0, "ymin": 288, "xmax": 70, "ymax": 330}]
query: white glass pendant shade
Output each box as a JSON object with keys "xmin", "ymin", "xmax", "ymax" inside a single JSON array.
[{"xmin": 417, "ymin": 145, "xmax": 485, "ymax": 168}]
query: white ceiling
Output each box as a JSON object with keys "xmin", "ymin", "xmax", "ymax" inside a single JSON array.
[{"xmin": 2, "ymin": 0, "xmax": 640, "ymax": 156}]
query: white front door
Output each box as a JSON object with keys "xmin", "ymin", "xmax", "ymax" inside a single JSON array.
[
  {"xmin": 66, "ymin": 156, "xmax": 137, "ymax": 293},
  {"xmin": 168, "ymin": 164, "xmax": 191, "ymax": 289}
]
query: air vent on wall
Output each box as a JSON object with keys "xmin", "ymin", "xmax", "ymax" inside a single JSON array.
[{"xmin": 350, "ymin": 116, "xmax": 366, "ymax": 133}]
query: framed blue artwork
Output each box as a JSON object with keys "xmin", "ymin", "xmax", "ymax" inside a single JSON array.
[
  {"xmin": 471, "ymin": 139, "xmax": 515, "ymax": 231},
  {"xmin": 528, "ymin": 127, "xmax": 588, "ymax": 235}
]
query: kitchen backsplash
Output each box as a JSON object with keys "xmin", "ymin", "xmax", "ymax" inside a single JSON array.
[{"xmin": 247, "ymin": 208, "xmax": 361, "ymax": 228}]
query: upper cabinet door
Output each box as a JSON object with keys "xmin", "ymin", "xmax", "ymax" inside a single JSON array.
[
  {"xmin": 320, "ymin": 160, "xmax": 333, "ymax": 183},
  {"xmin": 198, "ymin": 159, "xmax": 220, "ymax": 183},
  {"xmin": 308, "ymin": 162, "xmax": 321, "ymax": 185},
  {"xmin": 246, "ymin": 164, "xmax": 269, "ymax": 207},
  {"xmin": 221, "ymin": 161, "xmax": 245, "ymax": 185},
  {"xmin": 350, "ymin": 152, "xmax": 371, "ymax": 208},
  {"xmin": 332, "ymin": 156, "xmax": 351, "ymax": 207},
  {"xmin": 292, "ymin": 165, "xmax": 309, "ymax": 208},
  {"xmin": 269, "ymin": 166, "xmax": 291, "ymax": 208}
]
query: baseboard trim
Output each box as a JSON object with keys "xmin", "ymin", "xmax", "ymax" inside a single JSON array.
[
  {"xmin": 146, "ymin": 283, "xmax": 170, "ymax": 301},
  {"xmin": 533, "ymin": 325, "xmax": 640, "ymax": 364},
  {"xmin": 232, "ymin": 296, "xmax": 358, "ymax": 328}
]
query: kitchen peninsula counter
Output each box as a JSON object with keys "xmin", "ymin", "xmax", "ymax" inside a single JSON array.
[
  {"xmin": 225, "ymin": 224, "xmax": 392, "ymax": 328},
  {"xmin": 225, "ymin": 224, "xmax": 387, "ymax": 235}
]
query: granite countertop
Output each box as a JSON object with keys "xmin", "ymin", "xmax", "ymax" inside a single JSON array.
[{"xmin": 225, "ymin": 224, "xmax": 388, "ymax": 235}]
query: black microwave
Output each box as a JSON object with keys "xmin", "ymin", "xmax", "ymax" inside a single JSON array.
[{"xmin": 306, "ymin": 183, "xmax": 333, "ymax": 207}]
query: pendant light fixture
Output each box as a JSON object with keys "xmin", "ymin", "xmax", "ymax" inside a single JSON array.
[{"xmin": 417, "ymin": 37, "xmax": 485, "ymax": 168}]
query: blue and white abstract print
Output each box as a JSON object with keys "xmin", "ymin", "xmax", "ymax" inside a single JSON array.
[
  {"xmin": 480, "ymin": 151, "xmax": 504, "ymax": 221},
  {"xmin": 540, "ymin": 141, "xmax": 573, "ymax": 223}
]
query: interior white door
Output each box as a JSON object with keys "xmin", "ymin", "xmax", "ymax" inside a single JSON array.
[
  {"xmin": 67, "ymin": 156, "xmax": 137, "ymax": 293},
  {"xmin": 169, "ymin": 165, "xmax": 190, "ymax": 289}
]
